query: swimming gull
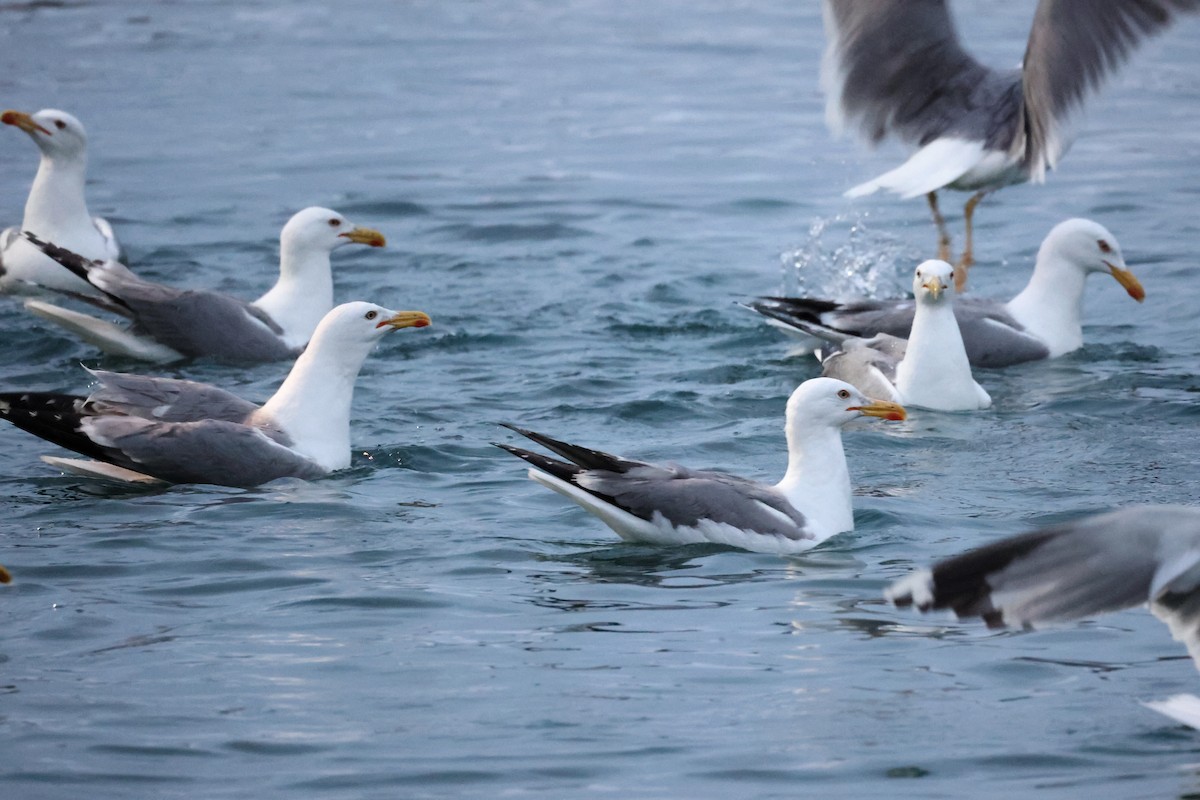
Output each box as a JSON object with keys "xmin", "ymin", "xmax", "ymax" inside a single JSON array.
[
  {"xmin": 1, "ymin": 108, "xmax": 121, "ymax": 294},
  {"xmin": 22, "ymin": 207, "xmax": 386, "ymax": 362},
  {"xmin": 794, "ymin": 260, "xmax": 991, "ymax": 411},
  {"xmin": 822, "ymin": 0, "xmax": 1200, "ymax": 285},
  {"xmin": 494, "ymin": 377, "xmax": 905, "ymax": 555},
  {"xmin": 887, "ymin": 505, "xmax": 1200, "ymax": 728},
  {"xmin": 0, "ymin": 301, "xmax": 430, "ymax": 487},
  {"xmin": 747, "ymin": 219, "xmax": 1144, "ymax": 369}
]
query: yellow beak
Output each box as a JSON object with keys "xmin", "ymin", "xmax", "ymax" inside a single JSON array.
[
  {"xmin": 1, "ymin": 109, "xmax": 50, "ymax": 136},
  {"xmin": 339, "ymin": 226, "xmax": 386, "ymax": 248},
  {"xmin": 1106, "ymin": 261, "xmax": 1145, "ymax": 303},
  {"xmin": 849, "ymin": 399, "xmax": 907, "ymax": 421},
  {"xmin": 377, "ymin": 310, "xmax": 431, "ymax": 330},
  {"xmin": 922, "ymin": 278, "xmax": 945, "ymax": 300}
]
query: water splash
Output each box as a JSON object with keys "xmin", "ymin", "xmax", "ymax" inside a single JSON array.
[{"xmin": 779, "ymin": 213, "xmax": 919, "ymax": 300}]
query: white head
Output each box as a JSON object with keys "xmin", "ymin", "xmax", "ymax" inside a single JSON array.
[
  {"xmin": 307, "ymin": 301, "xmax": 430, "ymax": 359},
  {"xmin": 1038, "ymin": 218, "xmax": 1144, "ymax": 301},
  {"xmin": 280, "ymin": 206, "xmax": 386, "ymax": 255},
  {"xmin": 785, "ymin": 377, "xmax": 906, "ymax": 432},
  {"xmin": 912, "ymin": 260, "xmax": 956, "ymax": 306},
  {"xmin": 1, "ymin": 108, "xmax": 88, "ymax": 160}
]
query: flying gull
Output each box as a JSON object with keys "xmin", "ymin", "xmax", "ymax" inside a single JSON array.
[
  {"xmin": 823, "ymin": 0, "xmax": 1200, "ymax": 286},
  {"xmin": 495, "ymin": 377, "xmax": 905, "ymax": 555},
  {"xmin": 887, "ymin": 505, "xmax": 1200, "ymax": 729},
  {"xmin": 22, "ymin": 207, "xmax": 386, "ymax": 362},
  {"xmin": 793, "ymin": 260, "xmax": 991, "ymax": 411},
  {"xmin": 1, "ymin": 108, "xmax": 121, "ymax": 294},
  {"xmin": 0, "ymin": 302, "xmax": 430, "ymax": 487},
  {"xmin": 747, "ymin": 219, "xmax": 1144, "ymax": 369}
]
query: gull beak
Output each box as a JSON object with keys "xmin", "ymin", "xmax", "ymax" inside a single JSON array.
[
  {"xmin": 377, "ymin": 310, "xmax": 431, "ymax": 330},
  {"xmin": 1105, "ymin": 260, "xmax": 1144, "ymax": 303},
  {"xmin": 339, "ymin": 226, "xmax": 386, "ymax": 247},
  {"xmin": 1, "ymin": 110, "xmax": 51, "ymax": 136},
  {"xmin": 849, "ymin": 399, "xmax": 907, "ymax": 421},
  {"xmin": 922, "ymin": 278, "xmax": 946, "ymax": 300}
]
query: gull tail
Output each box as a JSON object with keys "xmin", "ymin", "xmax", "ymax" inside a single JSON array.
[
  {"xmin": 40, "ymin": 456, "xmax": 162, "ymax": 485},
  {"xmin": 24, "ymin": 299, "xmax": 182, "ymax": 362},
  {"xmin": 846, "ymin": 138, "xmax": 984, "ymax": 200}
]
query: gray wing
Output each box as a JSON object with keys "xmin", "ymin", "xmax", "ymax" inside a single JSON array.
[
  {"xmin": 1018, "ymin": 0, "xmax": 1200, "ymax": 179},
  {"xmin": 952, "ymin": 300, "xmax": 1051, "ymax": 367},
  {"xmin": 818, "ymin": 334, "xmax": 906, "ymax": 404},
  {"xmin": 822, "ymin": 0, "xmax": 1021, "ymax": 147},
  {"xmin": 887, "ymin": 505, "xmax": 1200, "ymax": 667},
  {"xmin": 577, "ymin": 463, "xmax": 815, "ymax": 541},
  {"xmin": 751, "ymin": 295, "xmax": 1048, "ymax": 368},
  {"xmin": 83, "ymin": 416, "xmax": 327, "ymax": 487},
  {"xmin": 121, "ymin": 286, "xmax": 295, "ymax": 361},
  {"xmin": 86, "ymin": 368, "xmax": 260, "ymax": 423}
]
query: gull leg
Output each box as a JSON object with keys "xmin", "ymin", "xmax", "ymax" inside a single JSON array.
[
  {"xmin": 927, "ymin": 191, "xmax": 951, "ymax": 262},
  {"xmin": 955, "ymin": 190, "xmax": 988, "ymax": 292}
]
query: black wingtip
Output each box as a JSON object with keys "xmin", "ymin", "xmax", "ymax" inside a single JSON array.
[{"xmin": 20, "ymin": 230, "xmax": 96, "ymax": 283}]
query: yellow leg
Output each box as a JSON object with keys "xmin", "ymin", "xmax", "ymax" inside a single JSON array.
[
  {"xmin": 955, "ymin": 190, "xmax": 987, "ymax": 292},
  {"xmin": 927, "ymin": 191, "xmax": 951, "ymax": 262}
]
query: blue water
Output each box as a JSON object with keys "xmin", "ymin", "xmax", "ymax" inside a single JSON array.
[{"xmin": 2, "ymin": 1, "xmax": 1200, "ymax": 797}]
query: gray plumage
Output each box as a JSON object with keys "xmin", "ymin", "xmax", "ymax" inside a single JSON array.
[
  {"xmin": 749, "ymin": 295, "xmax": 1050, "ymax": 368},
  {"xmin": 23, "ymin": 231, "xmax": 296, "ymax": 361},
  {"xmin": 815, "ymin": 332, "xmax": 909, "ymax": 402},
  {"xmin": 886, "ymin": 506, "xmax": 1200, "ymax": 667},
  {"xmin": 81, "ymin": 369, "xmax": 261, "ymax": 423},
  {"xmin": 825, "ymin": 0, "xmax": 1200, "ymax": 179},
  {"xmin": 495, "ymin": 425, "xmax": 813, "ymax": 540},
  {"xmin": 0, "ymin": 301, "xmax": 432, "ymax": 487},
  {"xmin": 0, "ymin": 370, "xmax": 317, "ymax": 486}
]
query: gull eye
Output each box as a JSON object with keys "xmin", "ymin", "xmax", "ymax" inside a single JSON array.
[
  {"xmin": 1098, "ymin": 239, "xmax": 1112, "ymax": 254},
  {"xmin": 365, "ymin": 310, "xmax": 378, "ymax": 321},
  {"xmin": 54, "ymin": 119, "xmax": 66, "ymax": 130},
  {"xmin": 837, "ymin": 389, "xmax": 850, "ymax": 399},
  {"xmin": 328, "ymin": 218, "xmax": 341, "ymax": 227}
]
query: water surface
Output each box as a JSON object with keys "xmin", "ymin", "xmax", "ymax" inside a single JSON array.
[{"xmin": 2, "ymin": 2, "xmax": 1200, "ymax": 797}]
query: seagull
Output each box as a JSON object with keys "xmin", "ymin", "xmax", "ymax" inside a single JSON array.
[
  {"xmin": 1, "ymin": 108, "xmax": 121, "ymax": 294},
  {"xmin": 21, "ymin": 207, "xmax": 386, "ymax": 362},
  {"xmin": 792, "ymin": 260, "xmax": 992, "ymax": 411},
  {"xmin": 494, "ymin": 378, "xmax": 905, "ymax": 555},
  {"xmin": 886, "ymin": 505, "xmax": 1200, "ymax": 729},
  {"xmin": 0, "ymin": 302, "xmax": 430, "ymax": 487},
  {"xmin": 747, "ymin": 219, "xmax": 1144, "ymax": 369},
  {"xmin": 822, "ymin": 0, "xmax": 1200, "ymax": 286}
]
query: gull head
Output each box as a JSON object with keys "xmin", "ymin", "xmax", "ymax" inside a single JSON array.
[
  {"xmin": 1, "ymin": 108, "xmax": 88, "ymax": 159},
  {"xmin": 310, "ymin": 301, "xmax": 430, "ymax": 352},
  {"xmin": 281, "ymin": 206, "xmax": 387, "ymax": 255},
  {"xmin": 1042, "ymin": 218, "xmax": 1144, "ymax": 302},
  {"xmin": 786, "ymin": 377, "xmax": 906, "ymax": 431},
  {"xmin": 913, "ymin": 260, "xmax": 955, "ymax": 305}
]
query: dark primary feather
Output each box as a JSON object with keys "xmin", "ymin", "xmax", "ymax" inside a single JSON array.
[
  {"xmin": 23, "ymin": 231, "xmax": 294, "ymax": 362},
  {"xmin": 0, "ymin": 391, "xmax": 146, "ymax": 472},
  {"xmin": 497, "ymin": 425, "xmax": 813, "ymax": 539},
  {"xmin": 893, "ymin": 508, "xmax": 1200, "ymax": 628},
  {"xmin": 748, "ymin": 294, "xmax": 1049, "ymax": 368}
]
